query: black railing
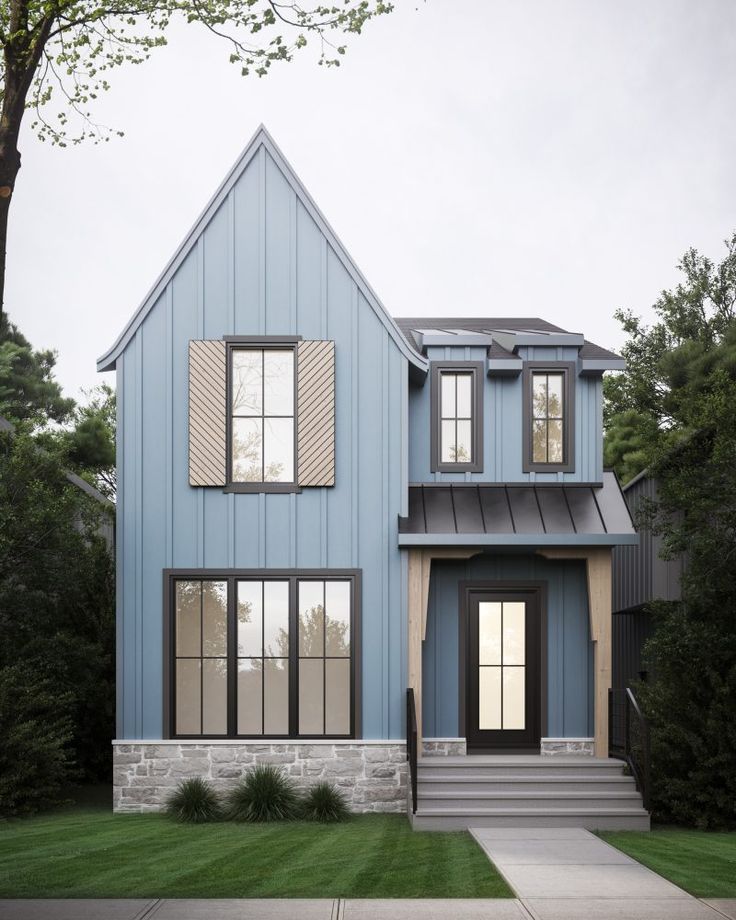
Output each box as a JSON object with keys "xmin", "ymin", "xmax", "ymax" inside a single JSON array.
[
  {"xmin": 406, "ymin": 687, "xmax": 418, "ymax": 815},
  {"xmin": 609, "ymin": 687, "xmax": 651, "ymax": 811}
]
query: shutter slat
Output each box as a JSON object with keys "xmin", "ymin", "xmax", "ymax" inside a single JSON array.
[
  {"xmin": 297, "ymin": 340, "xmax": 335, "ymax": 487},
  {"xmin": 189, "ymin": 340, "xmax": 227, "ymax": 487}
]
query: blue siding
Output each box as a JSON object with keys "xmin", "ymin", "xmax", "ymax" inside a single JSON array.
[
  {"xmin": 422, "ymin": 555, "xmax": 593, "ymax": 739},
  {"xmin": 409, "ymin": 345, "xmax": 603, "ymax": 483},
  {"xmin": 117, "ymin": 147, "xmax": 407, "ymax": 740}
]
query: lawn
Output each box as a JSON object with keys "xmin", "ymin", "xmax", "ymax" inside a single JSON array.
[
  {"xmin": 0, "ymin": 803, "xmax": 512, "ymax": 899},
  {"xmin": 600, "ymin": 827, "xmax": 736, "ymax": 897}
]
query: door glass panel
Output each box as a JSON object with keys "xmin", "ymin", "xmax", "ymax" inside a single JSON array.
[
  {"xmin": 502, "ymin": 602, "xmax": 525, "ymax": 666},
  {"xmin": 479, "ymin": 602, "xmax": 502, "ymax": 665},
  {"xmin": 503, "ymin": 667, "xmax": 525, "ymax": 730},
  {"xmin": 479, "ymin": 666, "xmax": 501, "ymax": 730},
  {"xmin": 237, "ymin": 581, "xmax": 262, "ymax": 656}
]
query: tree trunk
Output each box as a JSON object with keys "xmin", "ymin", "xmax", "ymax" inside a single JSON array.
[{"xmin": 0, "ymin": 125, "xmax": 22, "ymax": 329}]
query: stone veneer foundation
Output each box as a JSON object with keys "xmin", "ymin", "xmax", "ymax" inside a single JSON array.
[
  {"xmin": 541, "ymin": 738, "xmax": 595, "ymax": 755},
  {"xmin": 422, "ymin": 738, "xmax": 467, "ymax": 756},
  {"xmin": 113, "ymin": 741, "xmax": 407, "ymax": 814}
]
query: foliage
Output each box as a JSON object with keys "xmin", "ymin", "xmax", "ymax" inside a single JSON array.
[
  {"xmin": 63, "ymin": 383, "xmax": 117, "ymax": 498},
  {"xmin": 225, "ymin": 765, "xmax": 299, "ymax": 822},
  {"xmin": 166, "ymin": 777, "xmax": 222, "ymax": 823},
  {"xmin": 0, "ymin": 313, "xmax": 75, "ymax": 425},
  {"xmin": 604, "ymin": 232, "xmax": 736, "ymax": 828},
  {"xmin": 0, "ymin": 664, "xmax": 76, "ymax": 817},
  {"xmin": 300, "ymin": 781, "xmax": 350, "ymax": 822}
]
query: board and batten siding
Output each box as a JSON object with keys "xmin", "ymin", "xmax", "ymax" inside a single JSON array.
[
  {"xmin": 422, "ymin": 555, "xmax": 593, "ymax": 739},
  {"xmin": 116, "ymin": 146, "xmax": 408, "ymax": 740},
  {"xmin": 409, "ymin": 345, "xmax": 603, "ymax": 483}
]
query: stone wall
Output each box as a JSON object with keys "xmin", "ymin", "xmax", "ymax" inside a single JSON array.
[
  {"xmin": 113, "ymin": 742, "xmax": 407, "ymax": 814},
  {"xmin": 421, "ymin": 738, "xmax": 467, "ymax": 756},
  {"xmin": 541, "ymin": 738, "xmax": 595, "ymax": 756}
]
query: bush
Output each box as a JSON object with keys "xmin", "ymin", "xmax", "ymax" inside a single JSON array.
[
  {"xmin": 166, "ymin": 777, "xmax": 221, "ymax": 823},
  {"xmin": 301, "ymin": 782, "xmax": 350, "ymax": 823},
  {"xmin": 226, "ymin": 765, "xmax": 299, "ymax": 822},
  {"xmin": 0, "ymin": 665, "xmax": 76, "ymax": 817}
]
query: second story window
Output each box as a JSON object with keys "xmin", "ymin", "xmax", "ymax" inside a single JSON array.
[
  {"xmin": 230, "ymin": 347, "xmax": 295, "ymax": 485},
  {"xmin": 430, "ymin": 362, "xmax": 483, "ymax": 473},
  {"xmin": 523, "ymin": 362, "xmax": 574, "ymax": 473}
]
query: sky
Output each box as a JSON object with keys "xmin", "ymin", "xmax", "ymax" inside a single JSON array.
[{"xmin": 8, "ymin": 0, "xmax": 736, "ymax": 401}]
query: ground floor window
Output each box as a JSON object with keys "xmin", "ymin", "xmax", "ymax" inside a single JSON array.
[{"xmin": 167, "ymin": 570, "xmax": 360, "ymax": 740}]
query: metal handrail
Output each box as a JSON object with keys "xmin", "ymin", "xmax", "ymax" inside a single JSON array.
[
  {"xmin": 406, "ymin": 688, "xmax": 418, "ymax": 815},
  {"xmin": 609, "ymin": 686, "xmax": 651, "ymax": 811}
]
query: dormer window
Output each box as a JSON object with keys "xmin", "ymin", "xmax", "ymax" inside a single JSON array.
[
  {"xmin": 523, "ymin": 362, "xmax": 575, "ymax": 473},
  {"xmin": 430, "ymin": 362, "xmax": 483, "ymax": 473}
]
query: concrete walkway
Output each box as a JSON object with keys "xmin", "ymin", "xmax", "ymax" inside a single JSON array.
[{"xmin": 471, "ymin": 826, "xmax": 723, "ymax": 919}]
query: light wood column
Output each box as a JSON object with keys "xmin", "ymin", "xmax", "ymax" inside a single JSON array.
[{"xmin": 538, "ymin": 547, "xmax": 613, "ymax": 758}]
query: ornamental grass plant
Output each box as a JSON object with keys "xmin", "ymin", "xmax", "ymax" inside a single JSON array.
[{"xmin": 225, "ymin": 764, "xmax": 300, "ymax": 822}]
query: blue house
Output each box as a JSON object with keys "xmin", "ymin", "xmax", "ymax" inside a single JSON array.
[{"xmin": 98, "ymin": 127, "xmax": 647, "ymax": 829}]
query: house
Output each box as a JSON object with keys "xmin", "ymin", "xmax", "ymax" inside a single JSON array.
[{"xmin": 98, "ymin": 127, "xmax": 648, "ymax": 829}]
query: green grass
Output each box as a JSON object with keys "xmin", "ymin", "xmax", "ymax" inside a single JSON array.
[
  {"xmin": 600, "ymin": 827, "xmax": 736, "ymax": 897},
  {"xmin": 0, "ymin": 802, "xmax": 512, "ymax": 899}
]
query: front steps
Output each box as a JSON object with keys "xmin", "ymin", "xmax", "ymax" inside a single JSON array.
[{"xmin": 411, "ymin": 755, "xmax": 650, "ymax": 831}]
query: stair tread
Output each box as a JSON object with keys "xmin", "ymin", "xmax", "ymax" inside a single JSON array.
[
  {"xmin": 417, "ymin": 775, "xmax": 633, "ymax": 783},
  {"xmin": 415, "ymin": 807, "xmax": 650, "ymax": 816},
  {"xmin": 418, "ymin": 791, "xmax": 642, "ymax": 800}
]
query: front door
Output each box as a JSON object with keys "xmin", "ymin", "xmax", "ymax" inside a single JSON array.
[{"xmin": 466, "ymin": 589, "xmax": 542, "ymax": 752}]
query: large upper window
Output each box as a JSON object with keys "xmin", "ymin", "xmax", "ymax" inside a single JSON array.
[
  {"xmin": 169, "ymin": 572, "xmax": 358, "ymax": 739},
  {"xmin": 523, "ymin": 362, "xmax": 574, "ymax": 473},
  {"xmin": 230, "ymin": 347, "xmax": 295, "ymax": 485},
  {"xmin": 430, "ymin": 362, "xmax": 483, "ymax": 472}
]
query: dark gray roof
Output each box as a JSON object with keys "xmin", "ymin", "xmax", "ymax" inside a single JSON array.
[
  {"xmin": 398, "ymin": 472, "xmax": 636, "ymax": 547},
  {"xmin": 393, "ymin": 317, "xmax": 621, "ymax": 362}
]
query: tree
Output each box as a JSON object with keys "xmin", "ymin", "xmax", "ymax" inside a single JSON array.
[
  {"xmin": 0, "ymin": 0, "xmax": 393, "ymax": 321},
  {"xmin": 64, "ymin": 382, "xmax": 116, "ymax": 498}
]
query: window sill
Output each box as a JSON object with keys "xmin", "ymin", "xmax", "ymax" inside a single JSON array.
[{"xmin": 224, "ymin": 483, "xmax": 302, "ymax": 494}]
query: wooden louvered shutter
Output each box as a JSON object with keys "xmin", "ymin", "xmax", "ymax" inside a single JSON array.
[
  {"xmin": 297, "ymin": 340, "xmax": 335, "ymax": 487},
  {"xmin": 188, "ymin": 340, "xmax": 227, "ymax": 487}
]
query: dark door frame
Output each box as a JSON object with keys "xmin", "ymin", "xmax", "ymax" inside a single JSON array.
[{"xmin": 458, "ymin": 580, "xmax": 548, "ymax": 752}]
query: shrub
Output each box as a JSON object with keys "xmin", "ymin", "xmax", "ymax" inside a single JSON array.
[
  {"xmin": 166, "ymin": 777, "xmax": 221, "ymax": 823},
  {"xmin": 0, "ymin": 664, "xmax": 76, "ymax": 817},
  {"xmin": 301, "ymin": 782, "xmax": 350, "ymax": 823},
  {"xmin": 226, "ymin": 765, "xmax": 299, "ymax": 822}
]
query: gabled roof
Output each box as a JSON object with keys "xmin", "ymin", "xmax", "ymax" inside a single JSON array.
[{"xmin": 97, "ymin": 126, "xmax": 427, "ymax": 373}]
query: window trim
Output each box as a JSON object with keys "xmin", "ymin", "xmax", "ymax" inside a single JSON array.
[
  {"xmin": 430, "ymin": 361, "xmax": 484, "ymax": 473},
  {"xmin": 163, "ymin": 568, "xmax": 362, "ymax": 741},
  {"xmin": 522, "ymin": 361, "xmax": 575, "ymax": 473},
  {"xmin": 225, "ymin": 339, "xmax": 301, "ymax": 493}
]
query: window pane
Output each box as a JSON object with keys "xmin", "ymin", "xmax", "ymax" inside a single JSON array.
[
  {"xmin": 176, "ymin": 659, "xmax": 201, "ymax": 735},
  {"xmin": 532, "ymin": 419, "xmax": 547, "ymax": 463},
  {"xmin": 237, "ymin": 659, "xmax": 262, "ymax": 735},
  {"xmin": 547, "ymin": 374, "xmax": 564, "ymax": 418},
  {"xmin": 263, "ymin": 350, "xmax": 294, "ymax": 416},
  {"xmin": 532, "ymin": 374, "xmax": 547, "ymax": 419},
  {"xmin": 299, "ymin": 581, "xmax": 324, "ymax": 657},
  {"xmin": 203, "ymin": 658, "xmax": 227, "ymax": 734},
  {"xmin": 264, "ymin": 659, "xmax": 289, "ymax": 734},
  {"xmin": 238, "ymin": 581, "xmax": 262, "ymax": 656},
  {"xmin": 440, "ymin": 419, "xmax": 456, "ymax": 463},
  {"xmin": 263, "ymin": 581, "xmax": 289, "ymax": 657},
  {"xmin": 479, "ymin": 666, "xmax": 501, "ymax": 730},
  {"xmin": 232, "ymin": 418, "xmax": 262, "ymax": 481},
  {"xmin": 202, "ymin": 581, "xmax": 227, "ymax": 657},
  {"xmin": 232, "ymin": 350, "xmax": 262, "ymax": 415},
  {"xmin": 263, "ymin": 418, "xmax": 294, "ymax": 483},
  {"xmin": 456, "ymin": 374, "xmax": 472, "ymax": 418},
  {"xmin": 455, "ymin": 420, "xmax": 472, "ymax": 463},
  {"xmin": 325, "ymin": 581, "xmax": 351, "ymax": 657},
  {"xmin": 503, "ymin": 667, "xmax": 525, "ymax": 730},
  {"xmin": 503, "ymin": 602, "xmax": 525, "ymax": 665},
  {"xmin": 299, "ymin": 659, "xmax": 324, "ymax": 734},
  {"xmin": 176, "ymin": 581, "xmax": 200, "ymax": 657},
  {"xmin": 479, "ymin": 602, "xmax": 502, "ymax": 665},
  {"xmin": 440, "ymin": 373, "xmax": 456, "ymax": 418},
  {"xmin": 325, "ymin": 659, "xmax": 350, "ymax": 734},
  {"xmin": 548, "ymin": 419, "xmax": 563, "ymax": 463}
]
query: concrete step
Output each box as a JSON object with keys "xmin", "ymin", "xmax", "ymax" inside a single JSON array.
[
  {"xmin": 411, "ymin": 808, "xmax": 651, "ymax": 831},
  {"xmin": 417, "ymin": 757, "xmax": 626, "ymax": 779},
  {"xmin": 417, "ymin": 776, "xmax": 636, "ymax": 793},
  {"xmin": 417, "ymin": 791, "xmax": 644, "ymax": 810}
]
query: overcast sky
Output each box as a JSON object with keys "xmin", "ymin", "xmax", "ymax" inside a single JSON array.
[{"xmin": 8, "ymin": 0, "xmax": 736, "ymax": 400}]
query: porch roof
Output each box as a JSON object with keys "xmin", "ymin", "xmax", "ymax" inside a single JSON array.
[{"xmin": 398, "ymin": 472, "xmax": 637, "ymax": 547}]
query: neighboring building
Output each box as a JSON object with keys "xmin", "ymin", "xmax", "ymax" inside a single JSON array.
[{"xmin": 99, "ymin": 127, "xmax": 648, "ymax": 828}]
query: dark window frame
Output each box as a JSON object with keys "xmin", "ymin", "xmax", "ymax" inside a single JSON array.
[
  {"xmin": 430, "ymin": 361, "xmax": 484, "ymax": 473},
  {"xmin": 163, "ymin": 568, "xmax": 362, "ymax": 741},
  {"xmin": 224, "ymin": 337, "xmax": 301, "ymax": 494},
  {"xmin": 522, "ymin": 361, "xmax": 575, "ymax": 473}
]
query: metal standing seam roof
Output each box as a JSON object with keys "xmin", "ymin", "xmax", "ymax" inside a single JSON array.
[{"xmin": 398, "ymin": 471, "xmax": 637, "ymax": 546}]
